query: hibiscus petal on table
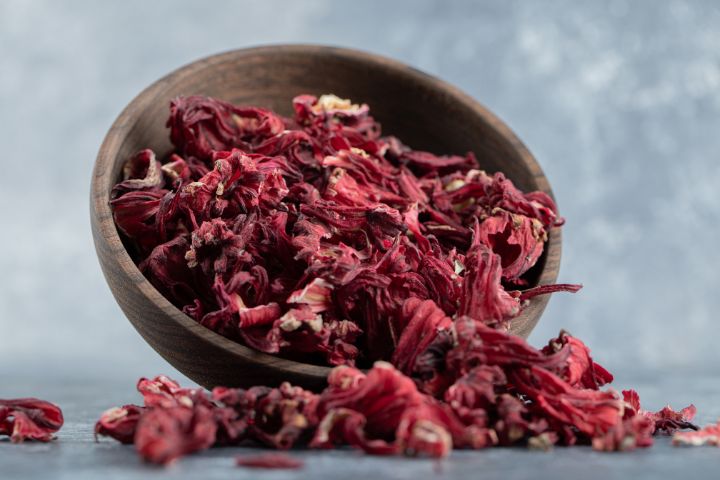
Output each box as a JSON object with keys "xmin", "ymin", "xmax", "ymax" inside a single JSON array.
[
  {"xmin": 621, "ymin": 389, "xmax": 697, "ymax": 434},
  {"xmin": 134, "ymin": 405, "xmax": 217, "ymax": 465},
  {"xmin": 0, "ymin": 398, "xmax": 64, "ymax": 443},
  {"xmin": 236, "ymin": 453, "xmax": 304, "ymax": 469},
  {"xmin": 95, "ymin": 405, "xmax": 144, "ymax": 444},
  {"xmin": 673, "ymin": 420, "xmax": 720, "ymax": 447}
]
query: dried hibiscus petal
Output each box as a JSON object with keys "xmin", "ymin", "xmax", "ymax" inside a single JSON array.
[
  {"xmin": 444, "ymin": 365, "xmax": 506, "ymax": 428},
  {"xmin": 168, "ymin": 96, "xmax": 284, "ymax": 161},
  {"xmin": 287, "ymin": 278, "xmax": 334, "ymax": 313},
  {"xmin": 312, "ymin": 362, "xmax": 457, "ymax": 457},
  {"xmin": 311, "ymin": 407, "xmax": 398, "ymax": 455},
  {"xmin": 134, "ymin": 405, "xmax": 217, "ymax": 464},
  {"xmin": 673, "ymin": 421, "xmax": 720, "ymax": 447},
  {"xmin": 112, "ymin": 149, "xmax": 164, "ymax": 194},
  {"xmin": 247, "ymin": 382, "xmax": 319, "ymax": 449},
  {"xmin": 0, "ymin": 398, "xmax": 64, "ymax": 443},
  {"xmin": 475, "ymin": 209, "xmax": 545, "ymax": 281},
  {"xmin": 391, "ymin": 298, "xmax": 452, "ymax": 375},
  {"xmin": 317, "ymin": 362, "xmax": 424, "ymax": 439},
  {"xmin": 542, "ymin": 330, "xmax": 613, "ymax": 389},
  {"xmin": 510, "ymin": 366, "xmax": 624, "ymax": 439},
  {"xmin": 394, "ymin": 402, "xmax": 455, "ymax": 457},
  {"xmin": 458, "ymin": 233, "xmax": 520, "ymax": 328},
  {"xmin": 136, "ymin": 375, "xmax": 211, "ymax": 409},
  {"xmin": 236, "ymin": 453, "xmax": 304, "ymax": 469},
  {"xmin": 400, "ymin": 150, "xmax": 478, "ymax": 174},
  {"xmin": 622, "ymin": 389, "xmax": 697, "ymax": 434},
  {"xmin": 591, "ymin": 415, "xmax": 655, "ymax": 451},
  {"xmin": 95, "ymin": 405, "xmax": 143, "ymax": 444}
]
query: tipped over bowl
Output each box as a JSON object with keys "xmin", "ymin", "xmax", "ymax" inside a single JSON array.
[{"xmin": 90, "ymin": 45, "xmax": 561, "ymax": 390}]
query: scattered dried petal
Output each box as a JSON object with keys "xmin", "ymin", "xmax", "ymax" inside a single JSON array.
[
  {"xmin": 673, "ymin": 421, "xmax": 720, "ymax": 447},
  {"xmin": 236, "ymin": 453, "xmax": 305, "ymax": 469},
  {"xmin": 95, "ymin": 405, "xmax": 143, "ymax": 444},
  {"xmin": 0, "ymin": 398, "xmax": 64, "ymax": 443}
]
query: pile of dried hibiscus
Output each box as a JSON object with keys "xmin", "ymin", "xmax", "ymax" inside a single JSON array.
[
  {"xmin": 99, "ymin": 94, "xmax": 702, "ymax": 464},
  {"xmin": 110, "ymin": 93, "xmax": 579, "ymax": 365},
  {"xmin": 95, "ymin": 340, "xmax": 698, "ymax": 465}
]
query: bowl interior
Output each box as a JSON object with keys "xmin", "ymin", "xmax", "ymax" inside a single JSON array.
[{"xmin": 95, "ymin": 45, "xmax": 559, "ymax": 387}]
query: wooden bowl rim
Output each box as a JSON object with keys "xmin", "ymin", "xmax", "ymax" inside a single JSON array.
[{"xmin": 91, "ymin": 44, "xmax": 560, "ymax": 381}]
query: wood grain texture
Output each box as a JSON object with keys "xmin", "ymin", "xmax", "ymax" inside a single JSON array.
[{"xmin": 90, "ymin": 45, "xmax": 561, "ymax": 390}]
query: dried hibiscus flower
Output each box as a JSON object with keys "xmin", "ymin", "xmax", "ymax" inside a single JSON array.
[
  {"xmin": 96, "ymin": 332, "xmax": 698, "ymax": 464},
  {"xmin": 0, "ymin": 398, "xmax": 64, "ymax": 443},
  {"xmin": 111, "ymin": 93, "xmax": 580, "ymax": 367},
  {"xmin": 236, "ymin": 453, "xmax": 304, "ymax": 469},
  {"xmin": 673, "ymin": 420, "xmax": 720, "ymax": 447},
  {"xmin": 102, "ymin": 93, "xmax": 699, "ymax": 466},
  {"xmin": 621, "ymin": 389, "xmax": 697, "ymax": 435}
]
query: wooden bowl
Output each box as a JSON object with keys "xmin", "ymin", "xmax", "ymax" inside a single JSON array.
[{"xmin": 91, "ymin": 45, "xmax": 561, "ymax": 391}]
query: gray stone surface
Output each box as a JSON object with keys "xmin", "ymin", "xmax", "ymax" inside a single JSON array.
[
  {"xmin": 2, "ymin": 0, "xmax": 720, "ymax": 376},
  {"xmin": 2, "ymin": 372, "xmax": 719, "ymax": 479},
  {"xmin": 1, "ymin": 0, "xmax": 720, "ymax": 477}
]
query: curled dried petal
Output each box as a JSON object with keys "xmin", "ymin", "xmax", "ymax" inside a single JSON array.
[
  {"xmin": 134, "ymin": 405, "xmax": 217, "ymax": 464},
  {"xmin": 458, "ymin": 229, "xmax": 520, "ymax": 327},
  {"xmin": 622, "ymin": 389, "xmax": 697, "ymax": 434},
  {"xmin": 236, "ymin": 453, "xmax": 304, "ymax": 469},
  {"xmin": 0, "ymin": 398, "xmax": 64, "ymax": 443},
  {"xmin": 542, "ymin": 330, "xmax": 613, "ymax": 389},
  {"xmin": 391, "ymin": 298, "xmax": 452, "ymax": 375},
  {"xmin": 673, "ymin": 421, "xmax": 720, "ymax": 447},
  {"xmin": 95, "ymin": 405, "xmax": 144, "ymax": 444}
]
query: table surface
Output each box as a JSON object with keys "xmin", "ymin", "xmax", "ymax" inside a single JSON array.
[
  {"xmin": 2, "ymin": 2, "xmax": 720, "ymax": 478},
  {"xmin": 2, "ymin": 371, "xmax": 718, "ymax": 480}
]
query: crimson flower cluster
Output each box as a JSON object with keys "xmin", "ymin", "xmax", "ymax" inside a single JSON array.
[
  {"xmin": 110, "ymin": 94, "xmax": 578, "ymax": 367},
  {"xmin": 103, "ymin": 94, "xmax": 698, "ymax": 465},
  {"xmin": 95, "ymin": 325, "xmax": 697, "ymax": 465}
]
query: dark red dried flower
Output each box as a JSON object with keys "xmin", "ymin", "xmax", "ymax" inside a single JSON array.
[
  {"xmin": 591, "ymin": 415, "xmax": 655, "ymax": 451},
  {"xmin": 97, "ymin": 356, "xmax": 699, "ymax": 464},
  {"xmin": 312, "ymin": 362, "xmax": 456, "ymax": 457},
  {"xmin": 673, "ymin": 420, "xmax": 720, "ymax": 447},
  {"xmin": 458, "ymin": 234, "xmax": 520, "ymax": 328},
  {"xmin": 112, "ymin": 93, "xmax": 578, "ymax": 368},
  {"xmin": 391, "ymin": 298, "xmax": 452, "ymax": 375},
  {"xmin": 168, "ymin": 96, "xmax": 284, "ymax": 160},
  {"xmin": 0, "ymin": 398, "xmax": 64, "ymax": 443},
  {"xmin": 622, "ymin": 389, "xmax": 697, "ymax": 434},
  {"xmin": 236, "ymin": 453, "xmax": 304, "ymax": 469},
  {"xmin": 95, "ymin": 405, "xmax": 143, "ymax": 444},
  {"xmin": 510, "ymin": 366, "xmax": 624, "ymax": 438},
  {"xmin": 541, "ymin": 330, "xmax": 613, "ymax": 389},
  {"xmin": 134, "ymin": 405, "xmax": 217, "ymax": 464}
]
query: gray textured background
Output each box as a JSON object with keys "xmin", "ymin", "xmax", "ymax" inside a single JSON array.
[{"xmin": 2, "ymin": 0, "xmax": 719, "ymax": 389}]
